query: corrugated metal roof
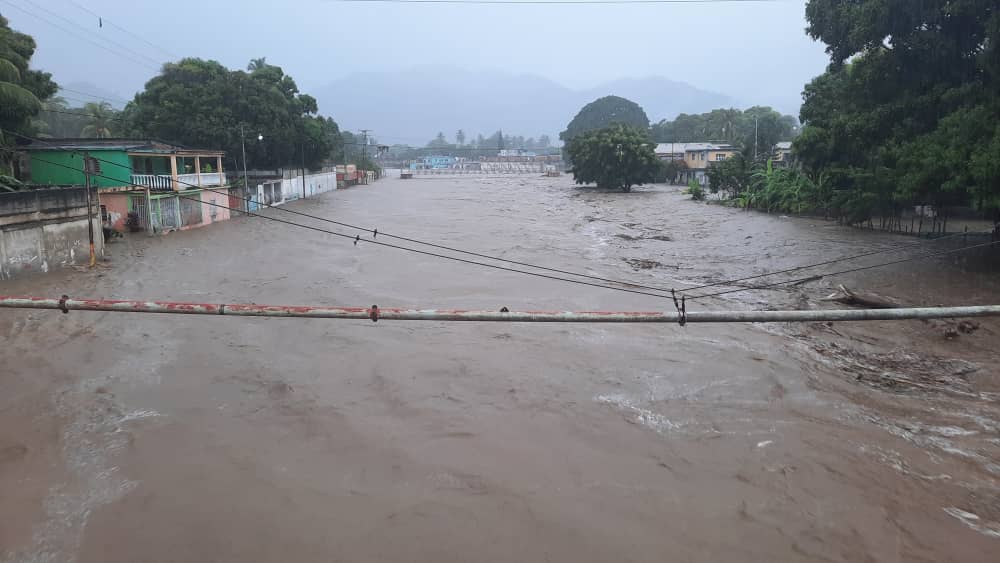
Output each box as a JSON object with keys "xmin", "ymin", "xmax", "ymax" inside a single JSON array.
[
  {"xmin": 21, "ymin": 138, "xmax": 224, "ymax": 155},
  {"xmin": 656, "ymin": 142, "xmax": 738, "ymax": 154},
  {"xmin": 775, "ymin": 141, "xmax": 793, "ymax": 150}
]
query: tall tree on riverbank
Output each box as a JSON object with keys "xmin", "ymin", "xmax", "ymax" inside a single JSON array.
[
  {"xmin": 124, "ymin": 58, "xmax": 339, "ymax": 170},
  {"xmin": 560, "ymin": 96, "xmax": 650, "ymax": 146},
  {"xmin": 796, "ymin": 0, "xmax": 1000, "ymax": 219},
  {"xmin": 566, "ymin": 124, "xmax": 659, "ymax": 192}
]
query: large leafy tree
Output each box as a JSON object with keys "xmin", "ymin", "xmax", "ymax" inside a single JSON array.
[
  {"xmin": 797, "ymin": 0, "xmax": 1000, "ymax": 218},
  {"xmin": 560, "ymin": 96, "xmax": 650, "ymax": 146},
  {"xmin": 566, "ymin": 124, "xmax": 659, "ymax": 192},
  {"xmin": 125, "ymin": 57, "xmax": 339, "ymax": 170},
  {"xmin": 0, "ymin": 15, "xmax": 57, "ymax": 175}
]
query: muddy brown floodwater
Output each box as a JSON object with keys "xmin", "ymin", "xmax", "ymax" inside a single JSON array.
[{"xmin": 2, "ymin": 175, "xmax": 999, "ymax": 562}]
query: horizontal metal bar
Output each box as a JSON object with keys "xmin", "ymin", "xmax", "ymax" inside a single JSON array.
[{"xmin": 2, "ymin": 296, "xmax": 999, "ymax": 323}]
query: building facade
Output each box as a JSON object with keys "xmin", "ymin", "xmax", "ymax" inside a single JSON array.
[{"xmin": 22, "ymin": 139, "xmax": 230, "ymax": 234}]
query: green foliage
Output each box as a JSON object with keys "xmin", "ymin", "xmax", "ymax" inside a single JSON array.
[
  {"xmin": 125, "ymin": 58, "xmax": 340, "ymax": 170},
  {"xmin": 659, "ymin": 159, "xmax": 687, "ymax": 184},
  {"xmin": 707, "ymin": 152, "xmax": 751, "ymax": 198},
  {"xmin": 651, "ymin": 107, "xmax": 798, "ymax": 157},
  {"xmin": 560, "ymin": 96, "xmax": 650, "ymax": 146},
  {"xmin": 0, "ymin": 15, "xmax": 57, "ymax": 174},
  {"xmin": 797, "ymin": 0, "xmax": 1000, "ymax": 217},
  {"xmin": 79, "ymin": 101, "xmax": 118, "ymax": 138},
  {"xmin": 566, "ymin": 124, "xmax": 659, "ymax": 192},
  {"xmin": 685, "ymin": 179, "xmax": 705, "ymax": 201}
]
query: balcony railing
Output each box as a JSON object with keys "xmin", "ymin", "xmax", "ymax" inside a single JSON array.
[
  {"xmin": 131, "ymin": 172, "xmax": 228, "ymax": 191},
  {"xmin": 131, "ymin": 174, "xmax": 173, "ymax": 191}
]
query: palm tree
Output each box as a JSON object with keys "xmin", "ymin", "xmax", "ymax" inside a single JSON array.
[
  {"xmin": 247, "ymin": 57, "xmax": 267, "ymax": 72},
  {"xmin": 1, "ymin": 19, "xmax": 42, "ymax": 176},
  {"xmin": 80, "ymin": 101, "xmax": 116, "ymax": 138}
]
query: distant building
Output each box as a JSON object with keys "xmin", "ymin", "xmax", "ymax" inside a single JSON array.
[
  {"xmin": 677, "ymin": 142, "xmax": 740, "ymax": 186},
  {"xmin": 773, "ymin": 141, "xmax": 794, "ymax": 168},
  {"xmin": 410, "ymin": 155, "xmax": 456, "ymax": 170},
  {"xmin": 498, "ymin": 149, "xmax": 536, "ymax": 158}
]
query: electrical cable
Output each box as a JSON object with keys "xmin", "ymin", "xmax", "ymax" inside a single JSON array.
[
  {"xmin": 0, "ymin": 0, "xmax": 161, "ymax": 71},
  {"xmin": 12, "ymin": 132, "xmax": 993, "ymax": 300}
]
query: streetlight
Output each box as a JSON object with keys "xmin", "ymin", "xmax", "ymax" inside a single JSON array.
[{"xmin": 240, "ymin": 124, "xmax": 263, "ymax": 211}]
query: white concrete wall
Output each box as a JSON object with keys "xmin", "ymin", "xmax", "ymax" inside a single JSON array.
[{"xmin": 1, "ymin": 217, "xmax": 99, "ymax": 281}]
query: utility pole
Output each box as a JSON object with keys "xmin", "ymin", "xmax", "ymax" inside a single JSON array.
[
  {"xmin": 754, "ymin": 117, "xmax": 759, "ymax": 161},
  {"xmin": 300, "ymin": 140, "xmax": 306, "ymax": 199},
  {"xmin": 82, "ymin": 152, "xmax": 96, "ymax": 267},
  {"xmin": 240, "ymin": 123, "xmax": 249, "ymax": 210},
  {"xmin": 359, "ymin": 129, "xmax": 371, "ymax": 184}
]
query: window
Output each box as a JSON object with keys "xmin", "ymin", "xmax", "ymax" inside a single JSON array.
[
  {"xmin": 700, "ymin": 153, "xmax": 705, "ymax": 161},
  {"xmin": 716, "ymin": 153, "xmax": 727, "ymax": 161}
]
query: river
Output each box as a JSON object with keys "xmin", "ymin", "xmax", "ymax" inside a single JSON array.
[{"xmin": 1, "ymin": 174, "xmax": 998, "ymax": 562}]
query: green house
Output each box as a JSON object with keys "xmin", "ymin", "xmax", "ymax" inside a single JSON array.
[{"xmin": 21, "ymin": 138, "xmax": 227, "ymax": 192}]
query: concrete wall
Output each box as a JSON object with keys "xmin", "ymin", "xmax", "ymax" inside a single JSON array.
[{"xmin": 0, "ymin": 187, "xmax": 103, "ymax": 281}]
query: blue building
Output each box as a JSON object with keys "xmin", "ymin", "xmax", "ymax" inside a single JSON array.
[{"xmin": 410, "ymin": 155, "xmax": 456, "ymax": 170}]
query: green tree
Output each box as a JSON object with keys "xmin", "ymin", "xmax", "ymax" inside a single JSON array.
[
  {"xmin": 797, "ymin": 0, "xmax": 1000, "ymax": 221},
  {"xmin": 456, "ymin": 129, "xmax": 466, "ymax": 146},
  {"xmin": 0, "ymin": 15, "xmax": 57, "ymax": 176},
  {"xmin": 566, "ymin": 124, "xmax": 659, "ymax": 192},
  {"xmin": 125, "ymin": 58, "xmax": 339, "ymax": 170},
  {"xmin": 80, "ymin": 101, "xmax": 117, "ymax": 138},
  {"xmin": 560, "ymin": 95, "xmax": 650, "ymax": 146}
]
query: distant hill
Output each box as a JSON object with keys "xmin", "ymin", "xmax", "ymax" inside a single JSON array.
[{"xmin": 314, "ymin": 67, "xmax": 734, "ymax": 146}]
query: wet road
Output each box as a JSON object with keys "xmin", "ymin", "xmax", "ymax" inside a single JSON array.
[{"xmin": 2, "ymin": 175, "xmax": 999, "ymax": 562}]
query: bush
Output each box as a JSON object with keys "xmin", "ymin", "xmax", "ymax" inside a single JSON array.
[{"xmin": 685, "ymin": 179, "xmax": 705, "ymax": 201}]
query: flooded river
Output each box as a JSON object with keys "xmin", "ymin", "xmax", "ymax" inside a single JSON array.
[{"xmin": 2, "ymin": 175, "xmax": 998, "ymax": 562}]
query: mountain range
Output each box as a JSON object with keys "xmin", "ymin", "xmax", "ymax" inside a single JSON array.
[{"xmin": 313, "ymin": 67, "xmax": 735, "ymax": 146}]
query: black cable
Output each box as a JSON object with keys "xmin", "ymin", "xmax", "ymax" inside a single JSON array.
[
  {"xmin": 678, "ymin": 229, "xmax": 990, "ymax": 294},
  {"xmin": 0, "ymin": 1, "xmax": 161, "ymax": 71},
  {"xmin": 64, "ymin": 0, "xmax": 180, "ymax": 59},
  {"xmin": 687, "ymin": 240, "xmax": 1000, "ymax": 301},
  {"xmin": 13, "ymin": 132, "xmax": 990, "ymax": 299},
  {"xmin": 331, "ymin": 0, "xmax": 779, "ymax": 4},
  {"xmin": 18, "ymin": 152, "xmax": 684, "ymax": 300}
]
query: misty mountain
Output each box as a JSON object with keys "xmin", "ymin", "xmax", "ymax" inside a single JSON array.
[{"xmin": 314, "ymin": 67, "xmax": 734, "ymax": 146}]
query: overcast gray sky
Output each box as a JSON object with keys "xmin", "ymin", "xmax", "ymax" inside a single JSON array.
[{"xmin": 3, "ymin": 0, "xmax": 829, "ymax": 115}]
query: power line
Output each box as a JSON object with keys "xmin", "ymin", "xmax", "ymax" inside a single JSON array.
[
  {"xmin": 0, "ymin": 0, "xmax": 161, "ymax": 71},
  {"xmin": 687, "ymin": 240, "xmax": 1000, "ymax": 301},
  {"xmin": 23, "ymin": 147, "xmax": 1000, "ymax": 306},
  {"xmin": 18, "ymin": 0, "xmax": 163, "ymax": 67},
  {"xmin": 57, "ymin": 86, "xmax": 130, "ymax": 105},
  {"xmin": 330, "ymin": 0, "xmax": 780, "ymax": 4},
  {"xmin": 12, "ymin": 132, "xmax": 994, "ymax": 301},
  {"xmin": 63, "ymin": 0, "xmax": 180, "ymax": 59},
  {"xmin": 17, "ymin": 151, "xmax": 684, "ymax": 301}
]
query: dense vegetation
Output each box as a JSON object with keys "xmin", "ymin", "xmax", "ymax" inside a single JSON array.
[
  {"xmin": 0, "ymin": 15, "xmax": 56, "ymax": 183},
  {"xmin": 566, "ymin": 124, "xmax": 659, "ymax": 192},
  {"xmin": 651, "ymin": 107, "xmax": 798, "ymax": 157},
  {"xmin": 789, "ymin": 0, "xmax": 1000, "ymax": 224},
  {"xmin": 122, "ymin": 58, "xmax": 342, "ymax": 170}
]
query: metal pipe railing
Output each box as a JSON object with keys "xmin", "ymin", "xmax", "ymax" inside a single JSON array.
[{"xmin": 2, "ymin": 296, "xmax": 999, "ymax": 324}]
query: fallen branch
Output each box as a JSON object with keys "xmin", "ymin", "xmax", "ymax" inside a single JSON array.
[{"xmin": 822, "ymin": 284, "xmax": 903, "ymax": 309}]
